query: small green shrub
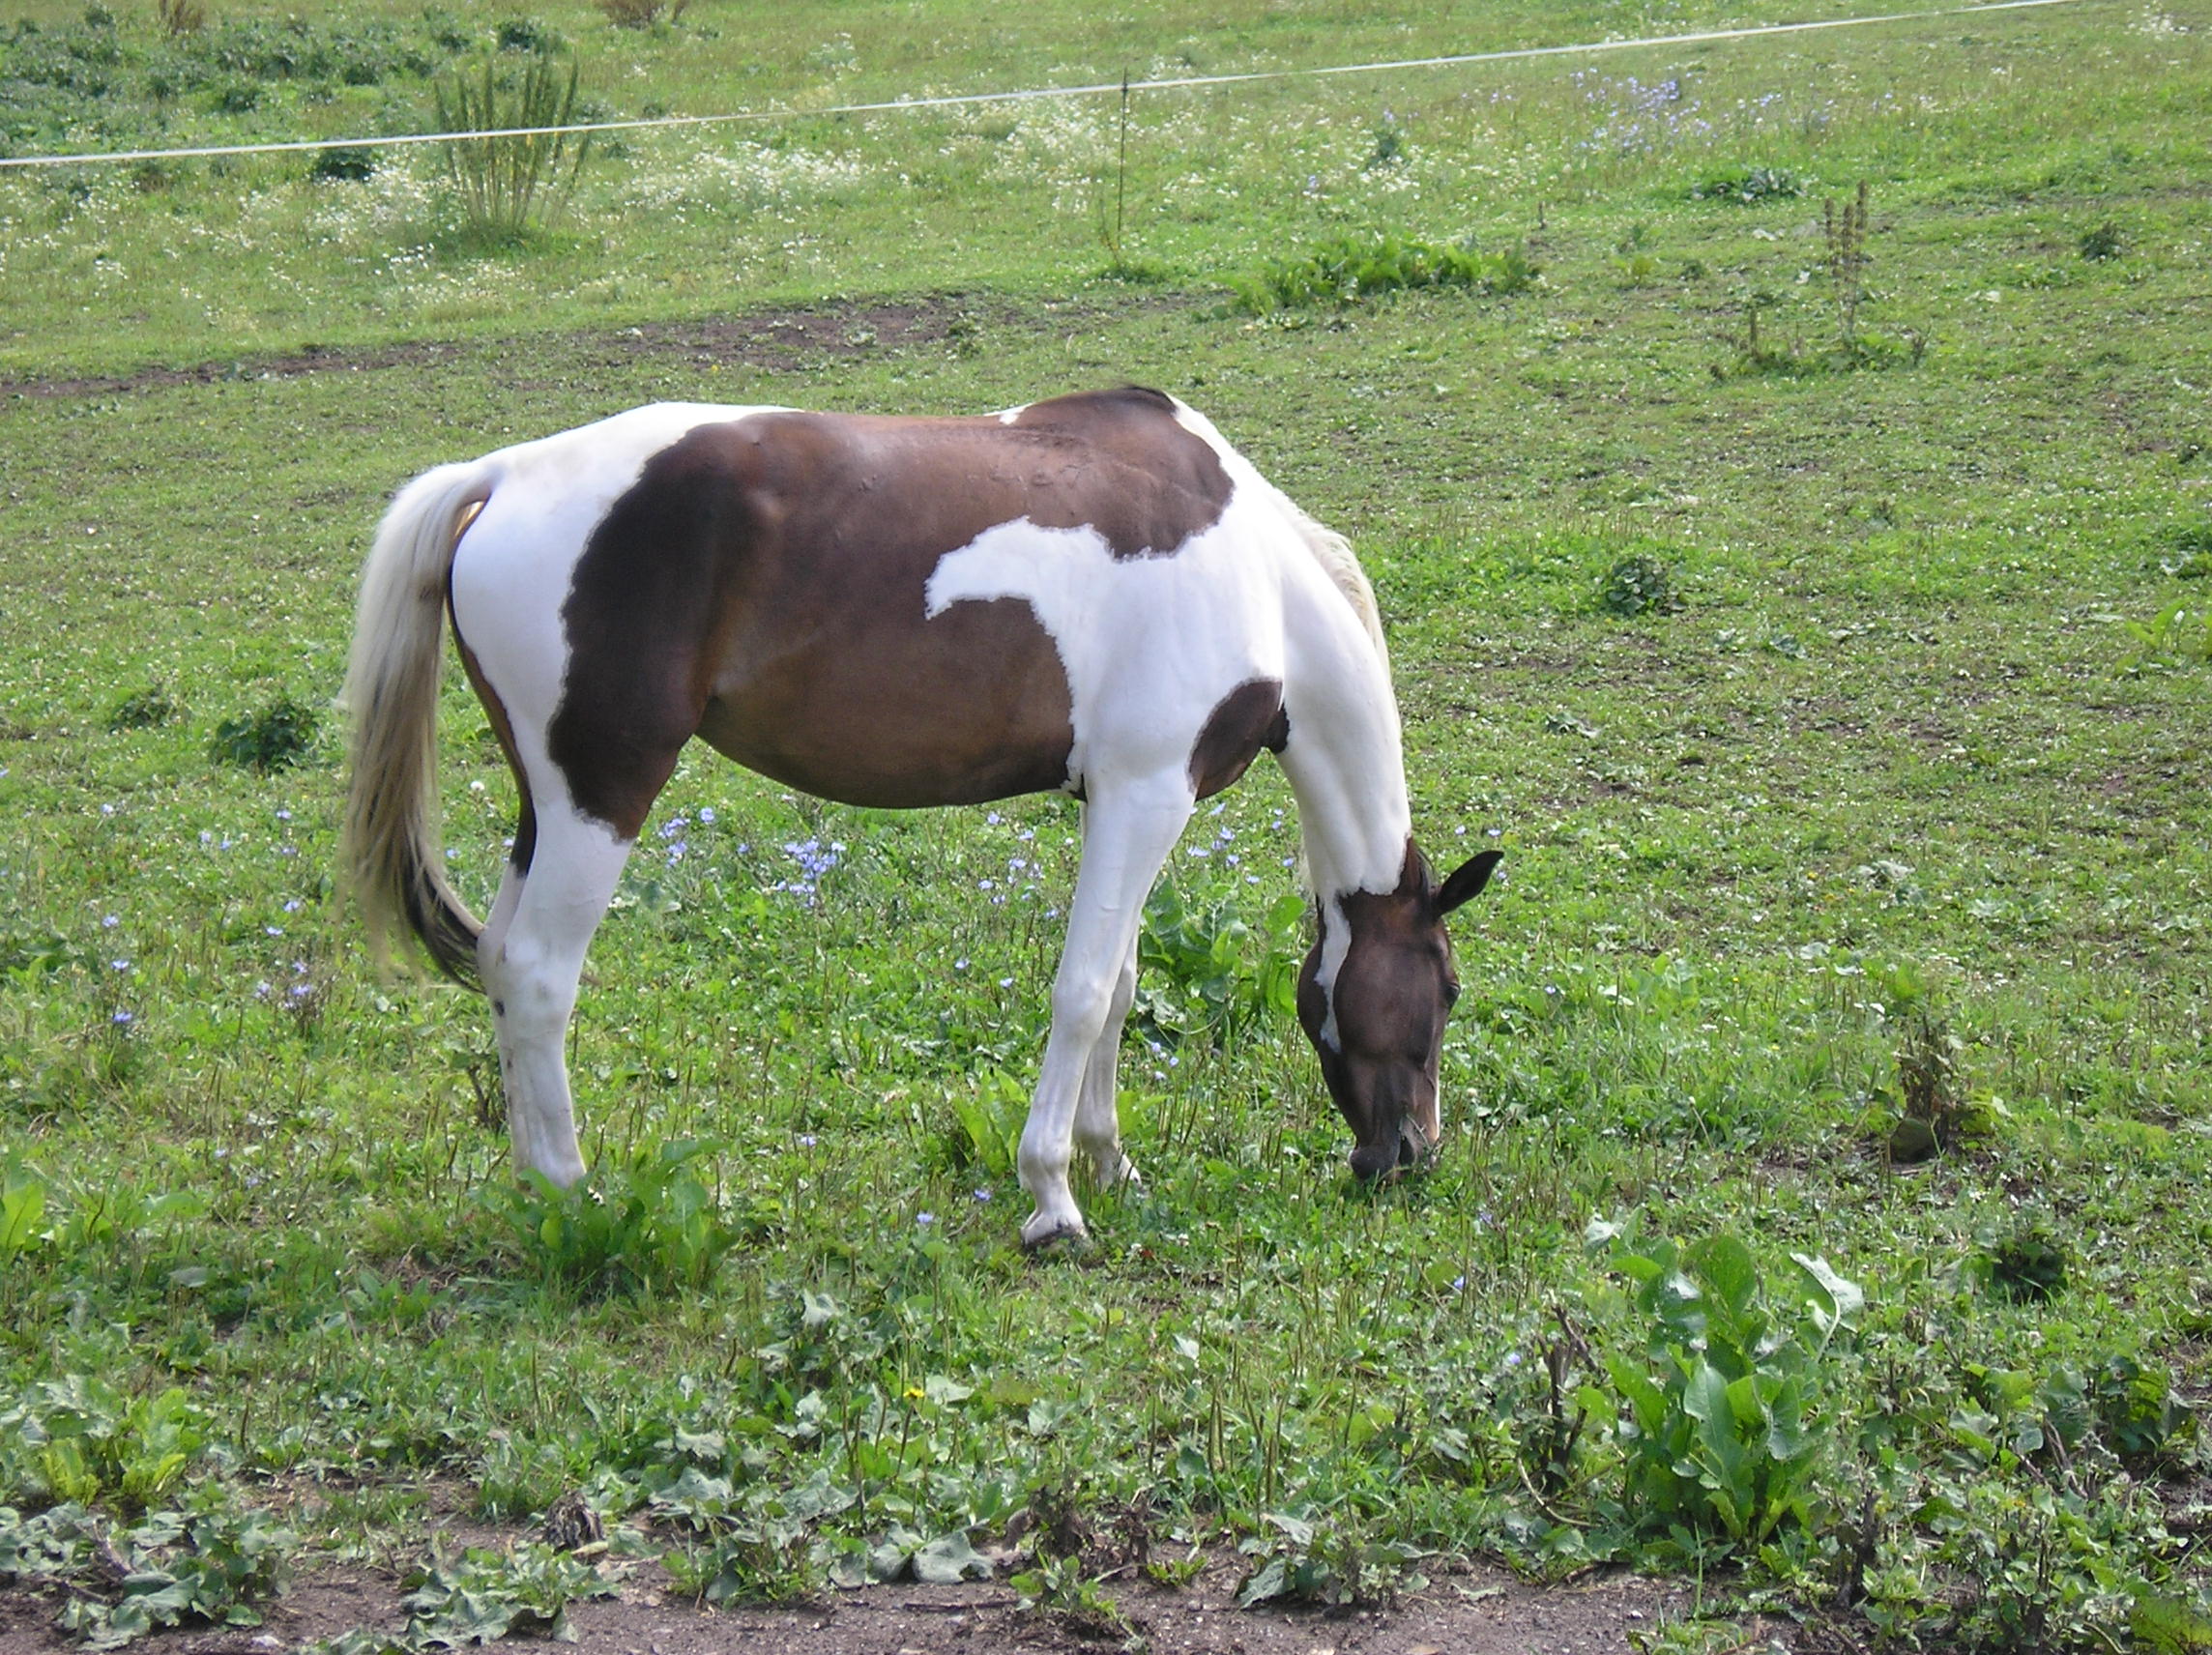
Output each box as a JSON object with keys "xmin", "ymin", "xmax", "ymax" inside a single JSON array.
[
  {"xmin": 1365, "ymin": 113, "xmax": 1406, "ymax": 169},
  {"xmin": 3, "ymin": 1496, "xmax": 294, "ymax": 1650},
  {"xmin": 485, "ymin": 1139, "xmax": 742, "ymax": 1296},
  {"xmin": 1612, "ymin": 250, "xmax": 1660, "ymax": 286},
  {"xmin": 1981, "ymin": 1218, "xmax": 2069, "ymax": 1303},
  {"xmin": 1011, "ymin": 1549, "xmax": 1138, "ymax": 1637},
  {"xmin": 0, "ymin": 1377, "xmax": 209, "ymax": 1514},
  {"xmin": 2122, "ymin": 598, "xmax": 2212, "ymax": 667},
  {"xmin": 1691, "ymin": 165, "xmax": 1803, "ymax": 203},
  {"xmin": 662, "ymin": 1524, "xmax": 822, "ymax": 1607},
  {"xmin": 2159, "ymin": 518, "xmax": 2212, "ymax": 577},
  {"xmin": 0, "ymin": 931, "xmax": 79, "ymax": 976},
  {"xmin": 1590, "ymin": 1218, "xmax": 1861, "ymax": 1550},
  {"xmin": 494, "ymin": 16, "xmax": 565, "ymax": 53},
  {"xmin": 2080, "ymin": 220, "xmax": 2123, "ymax": 260},
  {"xmin": 396, "ymin": 1540, "xmax": 611, "ymax": 1644},
  {"xmin": 1235, "ymin": 1508, "xmax": 1427, "ymax": 1609},
  {"xmin": 209, "ymin": 693, "xmax": 317, "ymax": 771},
  {"xmin": 1598, "ymin": 552, "xmax": 1679, "ymax": 617},
  {"xmin": 1134, "ymin": 882, "xmax": 1303, "ymax": 1047},
  {"xmin": 57, "ymin": 1499, "xmax": 297, "ymax": 1649},
  {"xmin": 2088, "ymin": 1354, "xmax": 2195, "ymax": 1466},
  {"xmin": 1231, "ymin": 233, "xmax": 1535, "ymax": 314},
  {"xmin": 106, "ymin": 683, "xmax": 178, "ymax": 731},
  {"xmin": 1885, "ymin": 1006, "xmax": 1984, "ymax": 1160},
  {"xmin": 307, "ymin": 144, "xmax": 377, "ymax": 182},
  {"xmin": 933, "ymin": 1071, "xmax": 1022, "ymax": 1178}
]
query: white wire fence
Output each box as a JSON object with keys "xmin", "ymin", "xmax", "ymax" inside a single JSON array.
[{"xmin": 0, "ymin": 0, "xmax": 2079, "ymax": 172}]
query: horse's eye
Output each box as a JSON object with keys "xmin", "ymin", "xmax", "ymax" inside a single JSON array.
[{"xmin": 1443, "ymin": 980, "xmax": 1462, "ymax": 1006}]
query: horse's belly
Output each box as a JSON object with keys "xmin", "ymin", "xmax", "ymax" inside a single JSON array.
[{"xmin": 693, "ymin": 594, "xmax": 1077, "ymax": 808}]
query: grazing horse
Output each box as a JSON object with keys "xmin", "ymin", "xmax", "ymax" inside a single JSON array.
[{"xmin": 343, "ymin": 388, "xmax": 1499, "ymax": 1247}]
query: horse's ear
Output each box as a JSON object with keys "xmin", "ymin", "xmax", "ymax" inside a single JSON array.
[{"xmin": 1436, "ymin": 849, "xmax": 1502, "ymax": 916}]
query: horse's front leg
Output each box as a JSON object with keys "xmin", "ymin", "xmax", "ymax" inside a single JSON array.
[
  {"xmin": 479, "ymin": 808, "xmax": 633, "ymax": 1188},
  {"xmin": 1018, "ymin": 778, "xmax": 1191, "ymax": 1247},
  {"xmin": 1072, "ymin": 930, "xmax": 1141, "ymax": 1189}
]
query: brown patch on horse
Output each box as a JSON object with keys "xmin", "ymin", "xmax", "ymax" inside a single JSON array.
[
  {"xmin": 551, "ymin": 398, "xmax": 1236, "ymax": 831},
  {"xmin": 1004, "ymin": 387, "xmax": 1234, "ymax": 559},
  {"xmin": 1187, "ymin": 678, "xmax": 1288, "ymax": 799}
]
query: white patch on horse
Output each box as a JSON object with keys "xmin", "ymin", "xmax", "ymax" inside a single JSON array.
[
  {"xmin": 922, "ymin": 493, "xmax": 1282, "ymax": 800},
  {"xmin": 443, "ymin": 405, "xmax": 787, "ymax": 1186},
  {"xmin": 1314, "ymin": 896, "xmax": 1352, "ymax": 1052},
  {"xmin": 449, "ymin": 404, "xmax": 785, "ymax": 831}
]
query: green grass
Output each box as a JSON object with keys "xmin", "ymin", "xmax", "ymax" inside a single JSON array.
[{"xmin": 4, "ymin": 0, "xmax": 2212, "ymax": 1650}]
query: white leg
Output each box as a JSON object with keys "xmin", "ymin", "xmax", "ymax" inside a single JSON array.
[
  {"xmin": 1019, "ymin": 778, "xmax": 1192, "ymax": 1247},
  {"xmin": 1072, "ymin": 929, "xmax": 1141, "ymax": 1189},
  {"xmin": 479, "ymin": 806, "xmax": 632, "ymax": 1188},
  {"xmin": 478, "ymin": 859, "xmax": 525, "ymax": 973}
]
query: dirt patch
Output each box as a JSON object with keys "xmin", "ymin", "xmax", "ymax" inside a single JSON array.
[
  {"xmin": 0, "ymin": 292, "xmax": 1185, "ymax": 402},
  {"xmin": 0, "ymin": 1551, "xmax": 1694, "ymax": 1655}
]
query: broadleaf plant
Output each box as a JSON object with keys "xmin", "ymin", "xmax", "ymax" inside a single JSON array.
[{"xmin": 1588, "ymin": 1215, "xmax": 1862, "ymax": 1551}]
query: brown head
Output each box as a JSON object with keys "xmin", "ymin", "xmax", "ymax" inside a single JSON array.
[{"xmin": 1296, "ymin": 842, "xmax": 1501, "ymax": 1180}]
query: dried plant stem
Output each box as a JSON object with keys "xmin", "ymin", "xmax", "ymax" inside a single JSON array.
[{"xmin": 1825, "ymin": 179, "xmax": 1870, "ymax": 350}]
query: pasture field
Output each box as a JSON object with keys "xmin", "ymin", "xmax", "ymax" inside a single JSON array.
[{"xmin": 3, "ymin": 0, "xmax": 2212, "ymax": 1649}]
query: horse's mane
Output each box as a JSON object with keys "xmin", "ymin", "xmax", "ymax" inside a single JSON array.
[
  {"xmin": 1148, "ymin": 391, "xmax": 1390, "ymax": 671},
  {"xmin": 1283, "ymin": 497, "xmax": 1389, "ymax": 671}
]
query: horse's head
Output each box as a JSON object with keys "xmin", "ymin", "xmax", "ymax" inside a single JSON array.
[{"xmin": 1297, "ymin": 842, "xmax": 1500, "ymax": 1180}]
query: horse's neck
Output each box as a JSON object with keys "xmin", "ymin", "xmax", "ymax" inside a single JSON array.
[{"xmin": 1276, "ymin": 586, "xmax": 1412, "ymax": 905}]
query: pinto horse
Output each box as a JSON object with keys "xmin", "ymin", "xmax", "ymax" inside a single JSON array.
[{"xmin": 343, "ymin": 387, "xmax": 1498, "ymax": 1247}]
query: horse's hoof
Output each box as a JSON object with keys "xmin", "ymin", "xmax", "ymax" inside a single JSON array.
[{"xmin": 1021, "ymin": 1216, "xmax": 1091, "ymax": 1253}]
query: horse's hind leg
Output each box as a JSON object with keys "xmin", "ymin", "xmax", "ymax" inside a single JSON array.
[
  {"xmin": 1072, "ymin": 929, "xmax": 1140, "ymax": 1189},
  {"xmin": 1019, "ymin": 777, "xmax": 1191, "ymax": 1246},
  {"xmin": 479, "ymin": 804, "xmax": 633, "ymax": 1187}
]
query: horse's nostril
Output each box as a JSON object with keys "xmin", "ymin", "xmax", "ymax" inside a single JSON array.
[{"xmin": 1349, "ymin": 1141, "xmax": 1397, "ymax": 1182}]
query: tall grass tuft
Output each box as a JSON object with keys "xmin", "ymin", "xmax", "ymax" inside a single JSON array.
[
  {"xmin": 432, "ymin": 48, "xmax": 594, "ymax": 242},
  {"xmin": 154, "ymin": 0, "xmax": 206, "ymax": 37},
  {"xmin": 597, "ymin": 0, "xmax": 689, "ymax": 26}
]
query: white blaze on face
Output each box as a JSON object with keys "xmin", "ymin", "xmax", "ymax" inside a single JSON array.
[
  {"xmin": 922, "ymin": 490, "xmax": 1282, "ymax": 796},
  {"xmin": 1314, "ymin": 895, "xmax": 1351, "ymax": 1052}
]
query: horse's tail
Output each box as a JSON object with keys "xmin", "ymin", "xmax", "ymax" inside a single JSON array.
[{"xmin": 341, "ymin": 459, "xmax": 499, "ymax": 987}]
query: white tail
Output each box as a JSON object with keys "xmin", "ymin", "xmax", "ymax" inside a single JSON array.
[{"xmin": 341, "ymin": 460, "xmax": 498, "ymax": 984}]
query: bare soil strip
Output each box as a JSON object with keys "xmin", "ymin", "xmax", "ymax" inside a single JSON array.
[
  {"xmin": 0, "ymin": 294, "xmax": 1156, "ymax": 402},
  {"xmin": 0, "ymin": 1552, "xmax": 1695, "ymax": 1655}
]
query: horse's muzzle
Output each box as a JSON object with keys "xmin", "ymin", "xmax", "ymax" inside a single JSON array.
[{"xmin": 1349, "ymin": 1117, "xmax": 1436, "ymax": 1182}]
